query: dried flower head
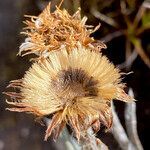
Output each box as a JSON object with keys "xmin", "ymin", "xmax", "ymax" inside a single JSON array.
[
  {"xmin": 19, "ymin": 3, "xmax": 106, "ymax": 59},
  {"xmin": 5, "ymin": 44, "xmax": 132, "ymax": 141}
]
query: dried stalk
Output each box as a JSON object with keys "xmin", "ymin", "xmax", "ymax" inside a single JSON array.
[
  {"xmin": 133, "ymin": 1, "xmax": 148, "ymax": 28},
  {"xmin": 90, "ymin": 6, "xmax": 118, "ymax": 28},
  {"xmin": 100, "ymin": 31, "xmax": 123, "ymax": 43},
  {"xmin": 143, "ymin": 1, "xmax": 150, "ymax": 9},
  {"xmin": 111, "ymin": 103, "xmax": 134, "ymax": 150},
  {"xmin": 111, "ymin": 88, "xmax": 143, "ymax": 150},
  {"xmin": 125, "ymin": 89, "xmax": 143, "ymax": 150},
  {"xmin": 45, "ymin": 118, "xmax": 80, "ymax": 150},
  {"xmin": 117, "ymin": 50, "xmax": 138, "ymax": 70},
  {"xmin": 81, "ymin": 128, "xmax": 108, "ymax": 150},
  {"xmin": 45, "ymin": 118, "xmax": 108, "ymax": 150},
  {"xmin": 131, "ymin": 38, "xmax": 150, "ymax": 68}
]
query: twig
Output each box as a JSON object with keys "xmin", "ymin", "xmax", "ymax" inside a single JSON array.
[
  {"xmin": 45, "ymin": 118, "xmax": 108, "ymax": 150},
  {"xmin": 143, "ymin": 1, "xmax": 150, "ymax": 9},
  {"xmin": 111, "ymin": 88, "xmax": 144, "ymax": 150},
  {"xmin": 111, "ymin": 102, "xmax": 134, "ymax": 150},
  {"xmin": 125, "ymin": 40, "xmax": 132, "ymax": 60},
  {"xmin": 131, "ymin": 38, "xmax": 150, "ymax": 68},
  {"xmin": 100, "ymin": 31, "xmax": 123, "ymax": 43},
  {"xmin": 120, "ymin": 0, "xmax": 133, "ymax": 15},
  {"xmin": 81, "ymin": 128, "xmax": 99, "ymax": 150},
  {"xmin": 124, "ymin": 89, "xmax": 143, "ymax": 150},
  {"xmin": 44, "ymin": 118, "xmax": 80, "ymax": 150},
  {"xmin": 133, "ymin": 1, "xmax": 148, "ymax": 28},
  {"xmin": 81, "ymin": 128, "xmax": 108, "ymax": 150},
  {"xmin": 117, "ymin": 50, "xmax": 138, "ymax": 70},
  {"xmin": 90, "ymin": 6, "xmax": 118, "ymax": 28}
]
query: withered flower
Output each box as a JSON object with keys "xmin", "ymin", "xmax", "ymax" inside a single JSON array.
[
  {"xmin": 5, "ymin": 44, "xmax": 132, "ymax": 141},
  {"xmin": 19, "ymin": 3, "xmax": 106, "ymax": 59}
]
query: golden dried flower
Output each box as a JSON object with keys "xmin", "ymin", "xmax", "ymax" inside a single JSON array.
[
  {"xmin": 19, "ymin": 3, "xmax": 106, "ymax": 59},
  {"xmin": 5, "ymin": 44, "xmax": 132, "ymax": 141}
]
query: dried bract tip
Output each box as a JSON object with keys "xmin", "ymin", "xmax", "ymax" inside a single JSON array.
[
  {"xmin": 19, "ymin": 3, "xmax": 106, "ymax": 59},
  {"xmin": 5, "ymin": 44, "xmax": 133, "ymax": 141}
]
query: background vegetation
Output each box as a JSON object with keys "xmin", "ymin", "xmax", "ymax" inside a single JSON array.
[{"xmin": 0, "ymin": 0, "xmax": 149, "ymax": 149}]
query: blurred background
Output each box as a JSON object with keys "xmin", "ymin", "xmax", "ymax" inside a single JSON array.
[{"xmin": 0, "ymin": 0, "xmax": 149, "ymax": 150}]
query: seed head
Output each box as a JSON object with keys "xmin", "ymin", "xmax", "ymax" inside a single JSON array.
[
  {"xmin": 5, "ymin": 44, "xmax": 132, "ymax": 141},
  {"xmin": 19, "ymin": 3, "xmax": 106, "ymax": 60}
]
